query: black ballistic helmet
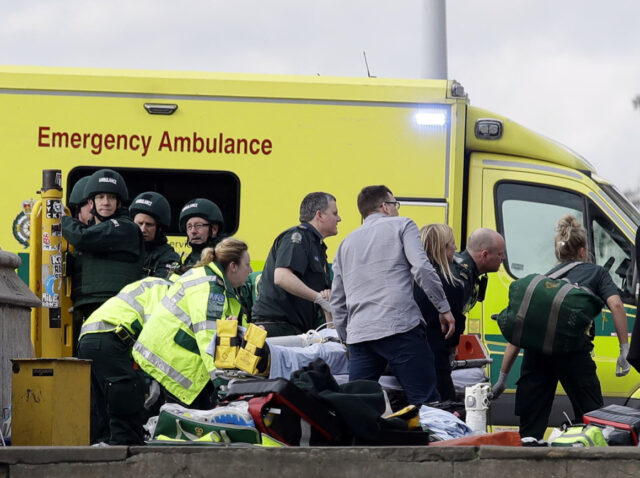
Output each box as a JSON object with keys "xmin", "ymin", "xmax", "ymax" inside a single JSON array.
[
  {"xmin": 178, "ymin": 198, "xmax": 224, "ymax": 232},
  {"xmin": 130, "ymin": 192, "xmax": 172, "ymax": 228},
  {"xmin": 84, "ymin": 169, "xmax": 128, "ymax": 201}
]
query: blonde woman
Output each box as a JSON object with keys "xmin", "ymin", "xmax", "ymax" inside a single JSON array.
[
  {"xmin": 494, "ymin": 214, "xmax": 630, "ymax": 440},
  {"xmin": 413, "ymin": 223, "xmax": 466, "ymax": 401}
]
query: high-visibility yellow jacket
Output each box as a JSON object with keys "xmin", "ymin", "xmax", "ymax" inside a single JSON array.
[
  {"xmin": 79, "ymin": 276, "xmax": 172, "ymax": 341},
  {"xmin": 132, "ymin": 262, "xmax": 243, "ymax": 405}
]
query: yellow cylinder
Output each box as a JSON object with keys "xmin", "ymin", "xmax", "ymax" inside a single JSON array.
[{"xmin": 29, "ymin": 169, "xmax": 73, "ymax": 358}]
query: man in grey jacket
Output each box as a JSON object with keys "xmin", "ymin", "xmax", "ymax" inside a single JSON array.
[{"xmin": 331, "ymin": 185, "xmax": 454, "ymax": 405}]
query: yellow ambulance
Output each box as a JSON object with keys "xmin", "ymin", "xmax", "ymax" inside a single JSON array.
[{"xmin": 0, "ymin": 66, "xmax": 636, "ymax": 427}]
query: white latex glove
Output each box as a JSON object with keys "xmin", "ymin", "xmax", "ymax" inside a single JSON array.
[
  {"xmin": 616, "ymin": 343, "xmax": 631, "ymax": 377},
  {"xmin": 489, "ymin": 372, "xmax": 508, "ymax": 400},
  {"xmin": 314, "ymin": 293, "xmax": 332, "ymax": 314},
  {"xmin": 144, "ymin": 380, "xmax": 161, "ymax": 409}
]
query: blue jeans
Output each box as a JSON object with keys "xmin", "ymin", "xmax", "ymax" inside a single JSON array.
[{"xmin": 348, "ymin": 324, "xmax": 440, "ymax": 405}]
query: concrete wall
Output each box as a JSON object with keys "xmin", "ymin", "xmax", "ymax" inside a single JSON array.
[
  {"xmin": 2, "ymin": 446, "xmax": 640, "ymax": 477},
  {"xmin": 0, "ymin": 251, "xmax": 38, "ymax": 417}
]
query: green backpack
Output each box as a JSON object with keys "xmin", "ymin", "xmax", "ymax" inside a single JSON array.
[{"xmin": 497, "ymin": 262, "xmax": 604, "ymax": 355}]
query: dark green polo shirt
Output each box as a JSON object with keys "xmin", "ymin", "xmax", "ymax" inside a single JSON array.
[
  {"xmin": 546, "ymin": 261, "xmax": 618, "ymax": 302},
  {"xmin": 251, "ymin": 223, "xmax": 330, "ymax": 334}
]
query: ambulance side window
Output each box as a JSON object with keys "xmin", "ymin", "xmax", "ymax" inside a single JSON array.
[
  {"xmin": 589, "ymin": 204, "xmax": 634, "ymax": 302},
  {"xmin": 67, "ymin": 167, "xmax": 240, "ymax": 236},
  {"xmin": 496, "ymin": 182, "xmax": 584, "ymax": 279}
]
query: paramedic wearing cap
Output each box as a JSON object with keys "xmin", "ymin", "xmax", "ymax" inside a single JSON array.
[
  {"xmin": 130, "ymin": 192, "xmax": 181, "ymax": 278},
  {"xmin": 252, "ymin": 192, "xmax": 341, "ymax": 337},
  {"xmin": 179, "ymin": 198, "xmax": 225, "ymax": 270},
  {"xmin": 62, "ymin": 169, "xmax": 145, "ymax": 342},
  {"xmin": 331, "ymin": 185, "xmax": 454, "ymax": 405}
]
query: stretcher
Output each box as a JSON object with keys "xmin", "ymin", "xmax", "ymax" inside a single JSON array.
[{"xmin": 208, "ymin": 326, "xmax": 349, "ymax": 381}]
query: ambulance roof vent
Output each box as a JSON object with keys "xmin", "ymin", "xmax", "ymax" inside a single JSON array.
[{"xmin": 144, "ymin": 103, "xmax": 178, "ymax": 115}]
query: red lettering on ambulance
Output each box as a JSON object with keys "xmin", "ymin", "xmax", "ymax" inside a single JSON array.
[
  {"xmin": 38, "ymin": 126, "xmax": 50, "ymax": 147},
  {"xmin": 70, "ymin": 133, "xmax": 81, "ymax": 148},
  {"xmin": 158, "ymin": 131, "xmax": 173, "ymax": 151},
  {"xmin": 174, "ymin": 136, "xmax": 191, "ymax": 152},
  {"xmin": 52, "ymin": 131, "xmax": 69, "ymax": 147},
  {"xmin": 193, "ymin": 132, "xmax": 204, "ymax": 153}
]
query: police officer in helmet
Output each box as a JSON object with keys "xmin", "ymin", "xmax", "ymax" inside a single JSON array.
[
  {"xmin": 130, "ymin": 192, "xmax": 181, "ymax": 278},
  {"xmin": 62, "ymin": 168, "xmax": 145, "ymax": 353},
  {"xmin": 179, "ymin": 198, "xmax": 225, "ymax": 269},
  {"xmin": 65, "ymin": 175, "xmax": 93, "ymax": 354},
  {"xmin": 68, "ymin": 176, "xmax": 93, "ymax": 225}
]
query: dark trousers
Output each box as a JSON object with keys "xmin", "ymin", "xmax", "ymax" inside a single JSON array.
[
  {"xmin": 164, "ymin": 380, "xmax": 217, "ymax": 411},
  {"xmin": 348, "ymin": 325, "xmax": 440, "ymax": 405},
  {"xmin": 426, "ymin": 324, "xmax": 456, "ymax": 401},
  {"xmin": 72, "ymin": 303, "xmax": 101, "ymax": 357},
  {"xmin": 78, "ymin": 332, "xmax": 146, "ymax": 445},
  {"xmin": 515, "ymin": 349, "xmax": 603, "ymax": 439}
]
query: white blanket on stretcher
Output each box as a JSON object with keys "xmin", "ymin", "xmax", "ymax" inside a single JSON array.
[
  {"xmin": 268, "ymin": 338, "xmax": 349, "ymax": 379},
  {"xmin": 206, "ymin": 327, "xmax": 349, "ymax": 380}
]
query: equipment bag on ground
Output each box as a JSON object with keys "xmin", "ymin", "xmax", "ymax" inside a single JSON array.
[
  {"xmin": 496, "ymin": 262, "xmax": 603, "ymax": 355},
  {"xmin": 225, "ymin": 377, "xmax": 345, "ymax": 446},
  {"xmin": 152, "ymin": 403, "xmax": 261, "ymax": 444},
  {"xmin": 583, "ymin": 404, "xmax": 640, "ymax": 445},
  {"xmin": 550, "ymin": 424, "xmax": 608, "ymax": 447}
]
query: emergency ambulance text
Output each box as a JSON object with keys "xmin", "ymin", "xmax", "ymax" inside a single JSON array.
[
  {"xmin": 38, "ymin": 126, "xmax": 152, "ymax": 157},
  {"xmin": 37, "ymin": 126, "xmax": 274, "ymax": 158}
]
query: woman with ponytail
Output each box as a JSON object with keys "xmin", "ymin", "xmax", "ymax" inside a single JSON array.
[
  {"xmin": 496, "ymin": 214, "xmax": 630, "ymax": 440},
  {"xmin": 133, "ymin": 237, "xmax": 253, "ymax": 410}
]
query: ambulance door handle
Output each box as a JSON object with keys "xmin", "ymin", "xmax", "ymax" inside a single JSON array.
[{"xmin": 144, "ymin": 103, "xmax": 178, "ymax": 115}]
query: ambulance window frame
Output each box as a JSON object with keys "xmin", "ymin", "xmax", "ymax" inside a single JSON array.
[
  {"xmin": 66, "ymin": 167, "xmax": 240, "ymax": 237},
  {"xmin": 495, "ymin": 180, "xmax": 634, "ymax": 302},
  {"xmin": 495, "ymin": 181, "xmax": 586, "ymax": 279}
]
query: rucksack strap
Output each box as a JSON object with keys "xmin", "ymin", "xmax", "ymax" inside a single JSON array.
[
  {"xmin": 542, "ymin": 282, "xmax": 577, "ymax": 355},
  {"xmin": 547, "ymin": 261, "xmax": 597, "ymax": 296},
  {"xmin": 547, "ymin": 261, "xmax": 582, "ymax": 280}
]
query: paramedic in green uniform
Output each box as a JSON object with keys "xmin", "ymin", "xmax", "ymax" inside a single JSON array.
[
  {"xmin": 179, "ymin": 198, "xmax": 225, "ymax": 270},
  {"xmin": 78, "ymin": 276, "xmax": 172, "ymax": 445},
  {"xmin": 252, "ymin": 192, "xmax": 341, "ymax": 337},
  {"xmin": 133, "ymin": 238, "xmax": 252, "ymax": 409},
  {"xmin": 492, "ymin": 214, "xmax": 630, "ymax": 440},
  {"xmin": 62, "ymin": 169, "xmax": 145, "ymax": 346},
  {"xmin": 453, "ymin": 228, "xmax": 506, "ymax": 314},
  {"xmin": 130, "ymin": 191, "xmax": 181, "ymax": 278}
]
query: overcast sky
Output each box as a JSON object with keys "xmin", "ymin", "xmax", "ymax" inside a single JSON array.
[{"xmin": 3, "ymin": 0, "xmax": 640, "ymax": 192}]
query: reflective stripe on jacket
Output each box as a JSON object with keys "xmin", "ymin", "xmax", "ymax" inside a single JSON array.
[{"xmin": 80, "ymin": 277, "xmax": 171, "ymax": 339}]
